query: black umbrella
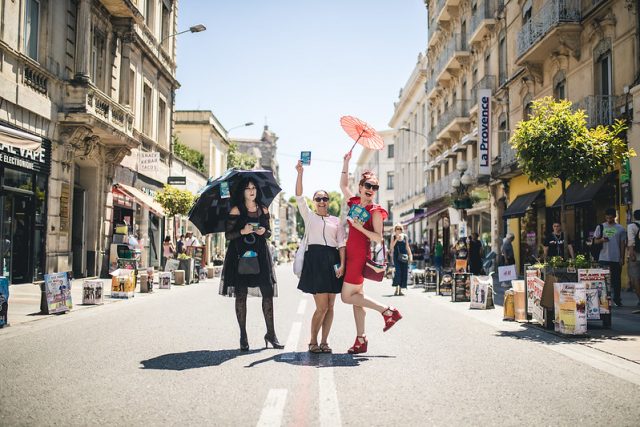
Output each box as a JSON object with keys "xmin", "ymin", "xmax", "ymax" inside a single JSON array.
[{"xmin": 188, "ymin": 168, "xmax": 282, "ymax": 234}]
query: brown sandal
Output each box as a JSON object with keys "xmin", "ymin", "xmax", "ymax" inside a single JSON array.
[
  {"xmin": 308, "ymin": 343, "xmax": 323, "ymax": 353},
  {"xmin": 319, "ymin": 343, "xmax": 332, "ymax": 353}
]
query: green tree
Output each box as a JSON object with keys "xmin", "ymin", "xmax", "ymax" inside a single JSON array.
[
  {"xmin": 172, "ymin": 136, "xmax": 205, "ymax": 173},
  {"xmin": 154, "ymin": 185, "xmax": 196, "ymax": 241},
  {"xmin": 227, "ymin": 142, "xmax": 257, "ymax": 170},
  {"xmin": 510, "ymin": 96, "xmax": 634, "ymax": 258},
  {"xmin": 288, "ymin": 192, "xmax": 343, "ymax": 237}
]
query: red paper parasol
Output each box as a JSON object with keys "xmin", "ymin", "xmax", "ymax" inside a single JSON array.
[{"xmin": 340, "ymin": 116, "xmax": 385, "ymax": 153}]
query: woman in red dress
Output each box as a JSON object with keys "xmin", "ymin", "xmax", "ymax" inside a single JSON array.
[{"xmin": 339, "ymin": 151, "xmax": 402, "ymax": 354}]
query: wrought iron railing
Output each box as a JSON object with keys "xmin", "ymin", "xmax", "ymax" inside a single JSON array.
[
  {"xmin": 572, "ymin": 95, "xmax": 622, "ymax": 128},
  {"xmin": 470, "ymin": 75, "xmax": 496, "ymax": 107},
  {"xmin": 516, "ymin": 0, "xmax": 581, "ymax": 58},
  {"xmin": 468, "ymin": 0, "xmax": 498, "ymax": 39},
  {"xmin": 436, "ymin": 99, "xmax": 472, "ymax": 135},
  {"xmin": 426, "ymin": 171, "xmax": 456, "ymax": 201},
  {"xmin": 500, "ymin": 141, "xmax": 517, "ymax": 166}
]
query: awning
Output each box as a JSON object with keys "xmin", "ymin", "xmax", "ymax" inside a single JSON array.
[
  {"xmin": 550, "ymin": 172, "xmax": 616, "ymax": 208},
  {"xmin": 113, "ymin": 183, "xmax": 165, "ymax": 217},
  {"xmin": 402, "ymin": 211, "xmax": 427, "ymax": 226},
  {"xmin": 0, "ymin": 123, "xmax": 42, "ymax": 150},
  {"xmin": 425, "ymin": 203, "xmax": 449, "ymax": 218},
  {"xmin": 502, "ymin": 190, "xmax": 544, "ymax": 219}
]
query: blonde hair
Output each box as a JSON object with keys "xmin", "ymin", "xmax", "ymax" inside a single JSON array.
[{"xmin": 394, "ymin": 223, "xmax": 404, "ymax": 231}]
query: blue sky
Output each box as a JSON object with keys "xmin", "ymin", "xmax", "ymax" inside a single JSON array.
[{"xmin": 175, "ymin": 0, "xmax": 428, "ymax": 198}]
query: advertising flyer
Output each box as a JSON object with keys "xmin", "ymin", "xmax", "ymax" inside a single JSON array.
[
  {"xmin": 0, "ymin": 277, "xmax": 8, "ymax": 327},
  {"xmin": 578, "ymin": 269, "xmax": 609, "ymax": 317},
  {"xmin": 347, "ymin": 205, "xmax": 370, "ymax": 225},
  {"xmin": 452, "ymin": 273, "xmax": 470, "ymax": 302},
  {"xmin": 159, "ymin": 272, "xmax": 172, "ymax": 289},
  {"xmin": 111, "ymin": 270, "xmax": 135, "ymax": 299},
  {"xmin": 469, "ymin": 275, "xmax": 493, "ymax": 309},
  {"xmin": 44, "ymin": 272, "xmax": 73, "ymax": 314},
  {"xmin": 82, "ymin": 280, "xmax": 104, "ymax": 305},
  {"xmin": 526, "ymin": 269, "xmax": 545, "ymax": 324},
  {"xmin": 554, "ymin": 282, "xmax": 587, "ymax": 335}
]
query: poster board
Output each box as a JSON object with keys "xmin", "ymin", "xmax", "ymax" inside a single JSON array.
[
  {"xmin": 455, "ymin": 259, "xmax": 468, "ymax": 273},
  {"xmin": 469, "ymin": 275, "xmax": 493, "ymax": 309},
  {"xmin": 438, "ymin": 273, "xmax": 453, "ymax": 296},
  {"xmin": 578, "ymin": 269, "xmax": 610, "ymax": 319},
  {"xmin": 425, "ymin": 268, "xmax": 438, "ymax": 292},
  {"xmin": 82, "ymin": 280, "xmax": 104, "ymax": 305},
  {"xmin": 452, "ymin": 273, "xmax": 470, "ymax": 302},
  {"xmin": 111, "ymin": 270, "xmax": 136, "ymax": 299},
  {"xmin": 554, "ymin": 282, "xmax": 587, "ymax": 335},
  {"xmin": 512, "ymin": 280, "xmax": 527, "ymax": 322},
  {"xmin": 158, "ymin": 272, "xmax": 172, "ymax": 289},
  {"xmin": 43, "ymin": 272, "xmax": 73, "ymax": 314},
  {"xmin": 498, "ymin": 264, "xmax": 517, "ymax": 282},
  {"xmin": 0, "ymin": 277, "xmax": 8, "ymax": 327},
  {"xmin": 526, "ymin": 269, "xmax": 545, "ymax": 324}
]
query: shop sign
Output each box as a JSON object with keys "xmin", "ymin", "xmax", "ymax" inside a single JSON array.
[
  {"xmin": 141, "ymin": 187, "xmax": 157, "ymax": 198},
  {"xmin": 167, "ymin": 176, "xmax": 186, "ymax": 185},
  {"xmin": 477, "ymin": 89, "xmax": 491, "ymax": 176},
  {"xmin": 138, "ymin": 151, "xmax": 160, "ymax": 172},
  {"xmin": 0, "ymin": 139, "xmax": 51, "ymax": 174}
]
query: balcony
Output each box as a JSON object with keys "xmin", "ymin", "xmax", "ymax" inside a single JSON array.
[
  {"xmin": 491, "ymin": 140, "xmax": 519, "ymax": 178},
  {"xmin": 426, "ymin": 171, "xmax": 456, "ymax": 202},
  {"xmin": 467, "ymin": 0, "xmax": 499, "ymax": 45},
  {"xmin": 572, "ymin": 95, "xmax": 625, "ymax": 128},
  {"xmin": 62, "ymin": 82, "xmax": 135, "ymax": 142},
  {"xmin": 23, "ymin": 65, "xmax": 49, "ymax": 96},
  {"xmin": 516, "ymin": 0, "xmax": 581, "ymax": 63},
  {"xmin": 426, "ymin": 70, "xmax": 440, "ymax": 99},
  {"xmin": 99, "ymin": 0, "xmax": 143, "ymax": 20},
  {"xmin": 470, "ymin": 75, "xmax": 496, "ymax": 110},
  {"xmin": 435, "ymin": 34, "xmax": 470, "ymax": 84},
  {"xmin": 436, "ymin": 99, "xmax": 472, "ymax": 139}
]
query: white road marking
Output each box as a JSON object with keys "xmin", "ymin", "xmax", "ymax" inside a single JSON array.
[
  {"xmin": 280, "ymin": 321, "xmax": 302, "ymax": 360},
  {"xmin": 319, "ymin": 366, "xmax": 342, "ymax": 427},
  {"xmin": 296, "ymin": 299, "xmax": 307, "ymax": 315},
  {"xmin": 256, "ymin": 389, "xmax": 288, "ymax": 427}
]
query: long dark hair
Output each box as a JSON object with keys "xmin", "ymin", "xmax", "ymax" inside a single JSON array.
[{"xmin": 232, "ymin": 177, "xmax": 265, "ymax": 216}]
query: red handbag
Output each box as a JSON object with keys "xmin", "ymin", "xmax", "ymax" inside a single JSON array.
[{"xmin": 363, "ymin": 242, "xmax": 386, "ymax": 282}]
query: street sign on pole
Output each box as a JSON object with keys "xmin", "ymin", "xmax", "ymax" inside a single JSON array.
[{"xmin": 167, "ymin": 176, "xmax": 186, "ymax": 185}]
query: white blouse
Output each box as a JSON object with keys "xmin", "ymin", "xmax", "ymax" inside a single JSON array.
[{"xmin": 296, "ymin": 195, "xmax": 346, "ymax": 248}]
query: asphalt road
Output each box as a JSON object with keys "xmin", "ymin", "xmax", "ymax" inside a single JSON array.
[{"xmin": 1, "ymin": 263, "xmax": 639, "ymax": 426}]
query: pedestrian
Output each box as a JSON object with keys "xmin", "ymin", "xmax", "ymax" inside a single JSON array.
[
  {"xmin": 626, "ymin": 209, "xmax": 640, "ymax": 306},
  {"xmin": 185, "ymin": 231, "xmax": 200, "ymax": 249},
  {"xmin": 219, "ymin": 176, "xmax": 282, "ymax": 351},
  {"xmin": 294, "ymin": 161, "xmax": 345, "ymax": 353},
  {"xmin": 467, "ymin": 232, "xmax": 483, "ymax": 275},
  {"xmin": 390, "ymin": 224, "xmax": 412, "ymax": 296},
  {"xmin": 593, "ymin": 208, "xmax": 626, "ymax": 307},
  {"xmin": 176, "ymin": 235, "xmax": 185, "ymax": 254},
  {"xmin": 161, "ymin": 236, "xmax": 175, "ymax": 268},
  {"xmin": 339, "ymin": 151, "xmax": 402, "ymax": 354},
  {"xmin": 423, "ymin": 240, "xmax": 431, "ymax": 267},
  {"xmin": 543, "ymin": 222, "xmax": 575, "ymax": 261},
  {"xmin": 434, "ymin": 239, "xmax": 443, "ymax": 273},
  {"xmin": 501, "ymin": 233, "xmax": 515, "ymax": 266}
]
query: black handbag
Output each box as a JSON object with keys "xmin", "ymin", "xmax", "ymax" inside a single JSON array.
[{"xmin": 238, "ymin": 255, "xmax": 260, "ymax": 275}]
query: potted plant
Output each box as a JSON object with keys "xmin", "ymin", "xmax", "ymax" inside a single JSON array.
[{"xmin": 177, "ymin": 253, "xmax": 194, "ymax": 285}]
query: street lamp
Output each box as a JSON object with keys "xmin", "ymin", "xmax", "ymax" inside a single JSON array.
[
  {"xmin": 159, "ymin": 24, "xmax": 207, "ymax": 48},
  {"xmin": 451, "ymin": 160, "xmax": 474, "ymax": 210},
  {"xmin": 226, "ymin": 122, "xmax": 254, "ymax": 133},
  {"xmin": 399, "ymin": 126, "xmax": 429, "ymax": 141}
]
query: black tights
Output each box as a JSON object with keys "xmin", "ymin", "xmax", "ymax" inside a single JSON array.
[{"xmin": 235, "ymin": 295, "xmax": 277, "ymax": 339}]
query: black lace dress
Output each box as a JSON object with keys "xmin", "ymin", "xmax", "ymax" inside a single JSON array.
[{"xmin": 219, "ymin": 209, "xmax": 277, "ymax": 298}]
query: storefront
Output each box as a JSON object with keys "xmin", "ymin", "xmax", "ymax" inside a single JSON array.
[
  {"xmin": 0, "ymin": 124, "xmax": 50, "ymax": 284},
  {"xmin": 503, "ymin": 189, "xmax": 545, "ymax": 272}
]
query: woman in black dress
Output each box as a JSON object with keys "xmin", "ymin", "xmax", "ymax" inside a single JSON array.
[{"xmin": 219, "ymin": 178, "xmax": 282, "ymax": 351}]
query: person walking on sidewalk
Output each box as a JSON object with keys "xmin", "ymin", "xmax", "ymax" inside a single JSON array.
[
  {"xmin": 219, "ymin": 177, "xmax": 282, "ymax": 351},
  {"xmin": 161, "ymin": 236, "xmax": 175, "ymax": 268},
  {"xmin": 434, "ymin": 240, "xmax": 443, "ymax": 273},
  {"xmin": 390, "ymin": 224, "xmax": 412, "ymax": 296},
  {"xmin": 626, "ymin": 209, "xmax": 640, "ymax": 306},
  {"xmin": 339, "ymin": 151, "xmax": 402, "ymax": 355},
  {"xmin": 467, "ymin": 232, "xmax": 483, "ymax": 275},
  {"xmin": 593, "ymin": 208, "xmax": 626, "ymax": 307},
  {"xmin": 294, "ymin": 161, "xmax": 345, "ymax": 353}
]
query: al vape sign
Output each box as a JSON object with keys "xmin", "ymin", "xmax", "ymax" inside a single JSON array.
[{"xmin": 478, "ymin": 89, "xmax": 491, "ymax": 176}]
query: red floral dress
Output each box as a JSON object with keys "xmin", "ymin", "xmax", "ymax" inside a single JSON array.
[{"xmin": 344, "ymin": 197, "xmax": 389, "ymax": 285}]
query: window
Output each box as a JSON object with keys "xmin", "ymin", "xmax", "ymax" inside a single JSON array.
[
  {"xmin": 128, "ymin": 69, "xmax": 136, "ymax": 109},
  {"xmin": 91, "ymin": 31, "xmax": 106, "ymax": 90},
  {"xmin": 553, "ymin": 71, "xmax": 566, "ymax": 100},
  {"xmin": 387, "ymin": 201, "xmax": 394, "ymax": 221},
  {"xmin": 24, "ymin": 0, "xmax": 40, "ymax": 60},
  {"xmin": 484, "ymin": 52, "xmax": 491, "ymax": 75},
  {"xmin": 142, "ymin": 84, "xmax": 152, "ymax": 136},
  {"xmin": 388, "ymin": 144, "xmax": 394, "ymax": 158},
  {"xmin": 498, "ymin": 113, "xmax": 508, "ymax": 158},
  {"xmin": 596, "ymin": 52, "xmax": 611, "ymax": 96},
  {"xmin": 146, "ymin": 0, "xmax": 156, "ymax": 33},
  {"xmin": 523, "ymin": 94, "xmax": 533, "ymax": 120},
  {"xmin": 522, "ymin": 0, "xmax": 532, "ymax": 24},
  {"xmin": 157, "ymin": 98, "xmax": 167, "ymax": 145},
  {"xmin": 387, "ymin": 172, "xmax": 394, "ymax": 190},
  {"xmin": 499, "ymin": 33, "xmax": 507, "ymax": 85},
  {"xmin": 161, "ymin": 2, "xmax": 171, "ymax": 49}
]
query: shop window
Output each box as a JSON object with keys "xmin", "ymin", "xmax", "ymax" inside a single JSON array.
[
  {"xmin": 24, "ymin": 0, "xmax": 40, "ymax": 60},
  {"xmin": 4, "ymin": 168, "xmax": 33, "ymax": 191}
]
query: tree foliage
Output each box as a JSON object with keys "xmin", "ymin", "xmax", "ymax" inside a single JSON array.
[
  {"xmin": 288, "ymin": 192, "xmax": 343, "ymax": 237},
  {"xmin": 154, "ymin": 185, "xmax": 196, "ymax": 218},
  {"xmin": 227, "ymin": 142, "xmax": 257, "ymax": 170},
  {"xmin": 510, "ymin": 97, "xmax": 633, "ymax": 186},
  {"xmin": 173, "ymin": 136, "xmax": 205, "ymax": 173}
]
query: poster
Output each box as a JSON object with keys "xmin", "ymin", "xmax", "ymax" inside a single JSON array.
[
  {"xmin": 512, "ymin": 280, "xmax": 527, "ymax": 322},
  {"xmin": 439, "ymin": 273, "xmax": 453, "ymax": 296},
  {"xmin": 452, "ymin": 273, "xmax": 470, "ymax": 302},
  {"xmin": 111, "ymin": 271, "xmax": 135, "ymax": 299},
  {"xmin": 498, "ymin": 264, "xmax": 516, "ymax": 282},
  {"xmin": 44, "ymin": 272, "xmax": 73, "ymax": 314},
  {"xmin": 0, "ymin": 277, "xmax": 8, "ymax": 327},
  {"xmin": 578, "ymin": 269, "xmax": 610, "ymax": 317},
  {"xmin": 554, "ymin": 282, "xmax": 587, "ymax": 335},
  {"xmin": 425, "ymin": 268, "xmax": 438, "ymax": 291},
  {"xmin": 158, "ymin": 272, "xmax": 172, "ymax": 289},
  {"xmin": 82, "ymin": 280, "xmax": 103, "ymax": 305},
  {"xmin": 469, "ymin": 275, "xmax": 493, "ymax": 309},
  {"xmin": 526, "ymin": 269, "xmax": 545, "ymax": 324},
  {"xmin": 455, "ymin": 258, "xmax": 468, "ymax": 273}
]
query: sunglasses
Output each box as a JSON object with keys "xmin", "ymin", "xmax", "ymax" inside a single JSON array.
[
  {"xmin": 314, "ymin": 197, "xmax": 329, "ymax": 202},
  {"xmin": 363, "ymin": 182, "xmax": 379, "ymax": 191}
]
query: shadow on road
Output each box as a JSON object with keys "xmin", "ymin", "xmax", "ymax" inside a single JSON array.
[
  {"xmin": 244, "ymin": 352, "xmax": 395, "ymax": 368},
  {"xmin": 140, "ymin": 349, "xmax": 263, "ymax": 371},
  {"xmin": 494, "ymin": 323, "xmax": 639, "ymax": 345}
]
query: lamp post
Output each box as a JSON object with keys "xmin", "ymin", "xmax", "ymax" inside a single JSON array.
[
  {"xmin": 451, "ymin": 160, "xmax": 474, "ymax": 211},
  {"xmin": 226, "ymin": 122, "xmax": 254, "ymax": 134},
  {"xmin": 159, "ymin": 24, "xmax": 207, "ymax": 48}
]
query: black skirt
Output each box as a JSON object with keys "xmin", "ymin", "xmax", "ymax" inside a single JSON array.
[{"xmin": 298, "ymin": 245, "xmax": 343, "ymax": 294}]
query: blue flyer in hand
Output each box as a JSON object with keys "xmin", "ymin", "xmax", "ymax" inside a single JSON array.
[
  {"xmin": 220, "ymin": 181, "xmax": 230, "ymax": 198},
  {"xmin": 348, "ymin": 204, "xmax": 370, "ymax": 224},
  {"xmin": 300, "ymin": 151, "xmax": 311, "ymax": 165}
]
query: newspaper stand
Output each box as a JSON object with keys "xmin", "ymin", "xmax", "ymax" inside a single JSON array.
[
  {"xmin": 438, "ymin": 269, "xmax": 453, "ymax": 296},
  {"xmin": 452, "ymin": 273, "xmax": 471, "ymax": 302},
  {"xmin": 424, "ymin": 267, "xmax": 438, "ymax": 293}
]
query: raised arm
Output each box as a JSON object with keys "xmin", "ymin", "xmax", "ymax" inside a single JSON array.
[
  {"xmin": 340, "ymin": 152, "xmax": 355, "ymax": 200},
  {"xmin": 295, "ymin": 160, "xmax": 303, "ymax": 197}
]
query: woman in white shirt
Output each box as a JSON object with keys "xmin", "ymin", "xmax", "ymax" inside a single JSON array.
[{"xmin": 295, "ymin": 160, "xmax": 346, "ymax": 353}]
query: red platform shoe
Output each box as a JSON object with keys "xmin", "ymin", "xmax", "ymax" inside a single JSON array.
[
  {"xmin": 347, "ymin": 336, "xmax": 368, "ymax": 354},
  {"xmin": 382, "ymin": 307, "xmax": 402, "ymax": 332}
]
